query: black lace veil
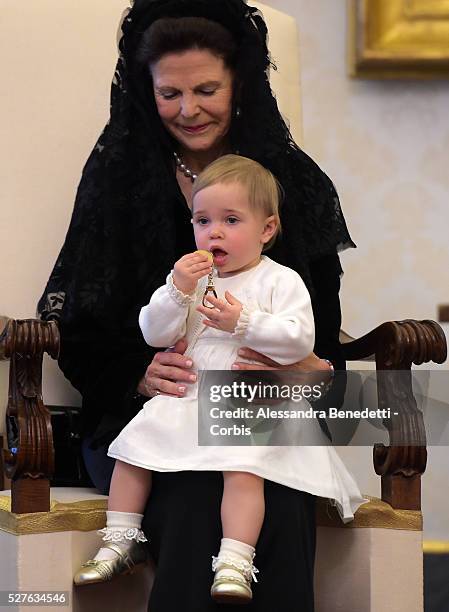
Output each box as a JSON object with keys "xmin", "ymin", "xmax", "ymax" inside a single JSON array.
[{"xmin": 38, "ymin": 0, "xmax": 355, "ymax": 325}]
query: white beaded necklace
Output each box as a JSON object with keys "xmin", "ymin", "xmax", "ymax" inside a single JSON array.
[{"xmin": 173, "ymin": 152, "xmax": 198, "ymax": 182}]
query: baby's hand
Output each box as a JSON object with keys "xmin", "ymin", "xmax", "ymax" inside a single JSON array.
[
  {"xmin": 197, "ymin": 291, "xmax": 243, "ymax": 333},
  {"xmin": 173, "ymin": 251, "xmax": 213, "ymax": 295}
]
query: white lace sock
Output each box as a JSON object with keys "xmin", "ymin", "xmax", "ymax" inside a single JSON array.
[
  {"xmin": 94, "ymin": 511, "xmax": 147, "ymax": 561},
  {"xmin": 212, "ymin": 538, "xmax": 259, "ymax": 584}
]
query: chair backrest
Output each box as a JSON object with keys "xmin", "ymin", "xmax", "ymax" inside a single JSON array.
[
  {"xmin": 1, "ymin": 0, "xmax": 303, "ymax": 412},
  {"xmin": 252, "ymin": 2, "xmax": 303, "ymax": 144}
]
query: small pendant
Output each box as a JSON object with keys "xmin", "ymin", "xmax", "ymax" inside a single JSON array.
[{"xmin": 202, "ymin": 270, "xmax": 217, "ymax": 308}]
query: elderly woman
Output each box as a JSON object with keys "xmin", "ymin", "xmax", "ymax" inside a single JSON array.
[{"xmin": 39, "ymin": 0, "xmax": 356, "ymax": 610}]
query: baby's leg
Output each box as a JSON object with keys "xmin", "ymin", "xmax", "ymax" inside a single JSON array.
[
  {"xmin": 211, "ymin": 472, "xmax": 265, "ymax": 603},
  {"xmin": 99, "ymin": 460, "xmax": 152, "ymax": 555},
  {"xmin": 74, "ymin": 460, "xmax": 151, "ymax": 585},
  {"xmin": 221, "ymin": 471, "xmax": 264, "ymax": 546},
  {"xmin": 108, "ymin": 459, "xmax": 152, "ymax": 512}
]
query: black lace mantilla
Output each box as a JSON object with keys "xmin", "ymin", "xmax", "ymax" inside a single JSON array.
[
  {"xmin": 38, "ymin": 0, "xmax": 354, "ymax": 323},
  {"xmin": 37, "ymin": 1, "xmax": 355, "ymax": 438}
]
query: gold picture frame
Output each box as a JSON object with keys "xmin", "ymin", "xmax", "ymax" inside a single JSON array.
[{"xmin": 348, "ymin": 0, "xmax": 449, "ymax": 78}]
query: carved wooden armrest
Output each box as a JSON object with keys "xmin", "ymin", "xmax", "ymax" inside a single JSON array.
[
  {"xmin": 341, "ymin": 320, "xmax": 447, "ymax": 510},
  {"xmin": 0, "ymin": 317, "xmax": 59, "ymax": 513},
  {"xmin": 1, "ymin": 316, "xmax": 446, "ymax": 514},
  {"xmin": 340, "ymin": 319, "xmax": 446, "ymax": 368}
]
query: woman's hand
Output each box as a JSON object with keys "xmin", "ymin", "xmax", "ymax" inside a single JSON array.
[
  {"xmin": 137, "ymin": 337, "xmax": 196, "ymax": 398},
  {"xmin": 233, "ymin": 348, "xmax": 333, "ymax": 373},
  {"xmin": 172, "ymin": 252, "xmax": 212, "ymax": 295},
  {"xmin": 232, "ymin": 348, "xmax": 334, "ymax": 386},
  {"xmin": 231, "ymin": 349, "xmax": 334, "ymax": 405}
]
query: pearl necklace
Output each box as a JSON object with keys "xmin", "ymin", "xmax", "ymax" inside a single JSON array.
[{"xmin": 174, "ymin": 152, "xmax": 198, "ymax": 182}]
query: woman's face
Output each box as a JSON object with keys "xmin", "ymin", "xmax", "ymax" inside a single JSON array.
[{"xmin": 151, "ymin": 49, "xmax": 234, "ymax": 158}]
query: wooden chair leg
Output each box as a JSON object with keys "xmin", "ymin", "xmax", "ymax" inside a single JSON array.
[{"xmin": 381, "ymin": 474, "xmax": 422, "ymax": 511}]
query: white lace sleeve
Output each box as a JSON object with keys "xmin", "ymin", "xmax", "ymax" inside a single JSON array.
[
  {"xmin": 166, "ymin": 272, "xmax": 196, "ymax": 306},
  {"xmin": 139, "ymin": 272, "xmax": 195, "ymax": 347},
  {"xmin": 231, "ymin": 268, "xmax": 315, "ymax": 365},
  {"xmin": 232, "ymin": 303, "xmax": 251, "ymax": 336}
]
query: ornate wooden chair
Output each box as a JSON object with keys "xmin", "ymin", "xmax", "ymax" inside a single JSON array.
[{"xmin": 1, "ymin": 316, "xmax": 446, "ymax": 515}]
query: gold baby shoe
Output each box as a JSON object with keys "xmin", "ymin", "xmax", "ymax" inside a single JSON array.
[
  {"xmin": 211, "ymin": 574, "xmax": 253, "ymax": 605},
  {"xmin": 73, "ymin": 541, "xmax": 148, "ymax": 586},
  {"xmin": 210, "ymin": 556, "xmax": 258, "ymax": 605}
]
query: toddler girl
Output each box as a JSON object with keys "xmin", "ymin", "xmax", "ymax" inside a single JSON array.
[{"xmin": 74, "ymin": 155, "xmax": 365, "ymax": 604}]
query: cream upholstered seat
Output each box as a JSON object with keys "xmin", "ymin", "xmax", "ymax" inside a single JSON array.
[
  {"xmin": 2, "ymin": 2, "xmax": 443, "ymax": 611},
  {"xmin": 252, "ymin": 2, "xmax": 303, "ymax": 145}
]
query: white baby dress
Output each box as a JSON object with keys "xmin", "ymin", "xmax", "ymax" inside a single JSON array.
[{"xmin": 108, "ymin": 256, "xmax": 366, "ymax": 522}]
